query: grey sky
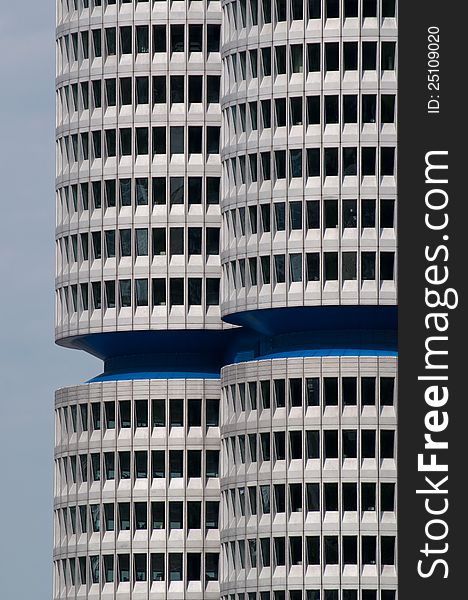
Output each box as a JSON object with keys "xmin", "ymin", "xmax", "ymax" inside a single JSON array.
[{"xmin": 0, "ymin": 4, "xmax": 100, "ymax": 598}]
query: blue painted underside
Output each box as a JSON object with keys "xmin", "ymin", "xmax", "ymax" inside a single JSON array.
[{"xmin": 56, "ymin": 306, "xmax": 398, "ymax": 383}]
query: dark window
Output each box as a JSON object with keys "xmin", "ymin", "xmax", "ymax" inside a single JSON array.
[
  {"xmin": 189, "ymin": 75, "xmax": 202, "ymax": 103},
  {"xmin": 152, "ymin": 399, "xmax": 165, "ymax": 427},
  {"xmin": 381, "ymin": 147, "xmax": 395, "ymax": 176},
  {"xmin": 324, "ymin": 430, "xmax": 338, "ymax": 458},
  {"xmin": 362, "ymin": 147, "xmax": 376, "ymax": 176},
  {"xmin": 152, "ymin": 451, "xmax": 165, "ymax": 478},
  {"xmin": 170, "ymin": 126, "xmax": 184, "ymax": 155},
  {"xmin": 363, "ymin": 41, "xmax": 377, "ymax": 70},
  {"xmin": 362, "ymin": 430, "xmax": 376, "ymax": 458},
  {"xmin": 307, "ymin": 43, "xmax": 320, "ymax": 72},
  {"xmin": 169, "ymin": 450, "xmax": 183, "ymax": 478},
  {"xmin": 324, "ymin": 378, "xmax": 338, "ymax": 406},
  {"xmin": 344, "ymin": 42, "xmax": 358, "ymax": 70},
  {"xmin": 306, "ymin": 377, "xmax": 320, "ymax": 406},
  {"xmin": 324, "ymin": 483, "xmax": 338, "ymax": 511},
  {"xmin": 380, "ymin": 377, "xmax": 395, "ymax": 406},
  {"xmin": 362, "ymin": 482, "xmax": 376, "ymax": 511},
  {"xmin": 169, "ymin": 399, "xmax": 183, "ymax": 427},
  {"xmin": 171, "ymin": 25, "xmax": 184, "ymax": 52},
  {"xmin": 382, "ymin": 42, "xmax": 396, "ymax": 70},
  {"xmin": 324, "ymin": 536, "xmax": 338, "ymax": 564},
  {"xmin": 362, "ymin": 536, "xmax": 377, "ymax": 564},
  {"xmin": 343, "ymin": 536, "xmax": 357, "ymax": 565},
  {"xmin": 381, "ymin": 536, "xmax": 395, "ymax": 565},
  {"xmin": 153, "ymin": 76, "xmax": 166, "ymax": 104},
  {"xmin": 380, "ymin": 430, "xmax": 395, "ymax": 459},
  {"xmin": 307, "ymin": 483, "xmax": 320, "ymax": 511},
  {"xmin": 343, "ymin": 482, "xmax": 357, "ymax": 511},
  {"xmin": 362, "ymin": 199, "xmax": 376, "ymax": 227},
  {"xmin": 381, "ymin": 482, "xmax": 395, "ymax": 512},
  {"xmin": 274, "ymin": 432, "xmax": 286, "ymax": 460},
  {"xmin": 325, "ymin": 95, "xmax": 338, "ymax": 124},
  {"xmin": 153, "ymin": 25, "xmax": 166, "ymax": 53},
  {"xmin": 324, "ymin": 148, "xmax": 338, "ymax": 176},
  {"xmin": 307, "ymin": 536, "xmax": 320, "ymax": 565},
  {"xmin": 343, "ymin": 95, "xmax": 357, "ymax": 122},
  {"xmin": 306, "ymin": 431, "xmax": 320, "ymax": 459},
  {"xmin": 325, "ymin": 42, "xmax": 339, "ymax": 71},
  {"xmin": 207, "ymin": 24, "xmax": 221, "ymax": 53},
  {"xmin": 189, "ymin": 24, "xmax": 202, "ymax": 52},
  {"xmin": 120, "ymin": 26, "xmax": 132, "ymax": 55},
  {"xmin": 343, "ymin": 430, "xmax": 357, "ymax": 459}
]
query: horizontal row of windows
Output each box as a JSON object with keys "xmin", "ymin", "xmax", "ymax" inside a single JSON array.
[
  {"xmin": 224, "ymin": 41, "xmax": 396, "ymax": 87},
  {"xmin": 57, "ymin": 397, "xmax": 220, "ymax": 434},
  {"xmin": 224, "ymin": 146, "xmax": 396, "ymax": 185},
  {"xmin": 223, "ymin": 428, "xmax": 396, "ymax": 467},
  {"xmin": 224, "ymin": 376, "xmax": 395, "ymax": 412},
  {"xmin": 223, "ymin": 481, "xmax": 395, "ymax": 518},
  {"xmin": 56, "ymin": 499, "xmax": 219, "ymax": 536},
  {"xmin": 58, "ymin": 124, "xmax": 221, "ymax": 163},
  {"xmin": 57, "ymin": 74, "xmax": 220, "ymax": 115},
  {"xmin": 224, "ymin": 199, "xmax": 395, "ymax": 238},
  {"xmin": 224, "ymin": 94, "xmax": 396, "ymax": 135},
  {"xmin": 59, "ymin": 226, "xmax": 220, "ymax": 264},
  {"xmin": 224, "ymin": 0, "xmax": 397, "ymax": 31},
  {"xmin": 224, "ymin": 251, "xmax": 395, "ymax": 287},
  {"xmin": 58, "ymin": 176, "xmax": 221, "ymax": 214},
  {"xmin": 55, "ymin": 551, "xmax": 219, "ymax": 587},
  {"xmin": 58, "ymin": 23, "xmax": 221, "ymax": 66},
  {"xmin": 223, "ymin": 592, "xmax": 396, "ymax": 600},
  {"xmin": 58, "ymin": 277, "xmax": 221, "ymax": 313},
  {"xmin": 222, "ymin": 534, "xmax": 396, "ymax": 570},
  {"xmin": 56, "ymin": 449, "xmax": 220, "ymax": 485}
]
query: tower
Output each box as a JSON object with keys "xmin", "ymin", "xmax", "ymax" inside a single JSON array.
[
  {"xmin": 54, "ymin": 1, "xmax": 397, "ymax": 599},
  {"xmin": 54, "ymin": 0, "xmax": 223, "ymax": 597}
]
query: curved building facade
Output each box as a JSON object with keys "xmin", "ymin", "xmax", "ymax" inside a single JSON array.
[{"xmin": 54, "ymin": 1, "xmax": 398, "ymax": 600}]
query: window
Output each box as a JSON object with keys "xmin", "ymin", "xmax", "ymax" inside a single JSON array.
[
  {"xmin": 135, "ymin": 502, "xmax": 147, "ymax": 530},
  {"xmin": 206, "ymin": 501, "xmax": 219, "ymax": 529},
  {"xmin": 380, "ymin": 252, "xmax": 395, "ymax": 281},
  {"xmin": 274, "ymin": 431, "xmax": 286, "ymax": 460},
  {"xmin": 171, "ymin": 25, "xmax": 184, "ymax": 52},
  {"xmin": 381, "ymin": 536, "xmax": 395, "ymax": 565},
  {"xmin": 362, "ymin": 252, "xmax": 376, "ymax": 280},
  {"xmin": 381, "ymin": 482, "xmax": 395, "ymax": 512},
  {"xmin": 362, "ymin": 482, "xmax": 376, "ymax": 511},
  {"xmin": 187, "ymin": 553, "xmax": 201, "ymax": 582},
  {"xmin": 380, "ymin": 377, "xmax": 395, "ymax": 406},
  {"xmin": 324, "ymin": 483, "xmax": 338, "ymax": 511},
  {"xmin": 170, "ymin": 126, "xmax": 184, "ymax": 155},
  {"xmin": 343, "ymin": 430, "xmax": 357, "ymax": 458},
  {"xmin": 290, "ymin": 537, "xmax": 302, "ymax": 565},
  {"xmin": 118, "ymin": 503, "xmax": 130, "ymax": 531},
  {"xmin": 151, "ymin": 554, "xmax": 164, "ymax": 582},
  {"xmin": 343, "ymin": 482, "xmax": 357, "ymax": 511},
  {"xmin": 380, "ymin": 430, "xmax": 395, "ymax": 459},
  {"xmin": 362, "ymin": 430, "xmax": 376, "ymax": 458},
  {"xmin": 304, "ymin": 538, "xmax": 320, "ymax": 571},
  {"xmin": 362, "ymin": 536, "xmax": 377, "ymax": 565},
  {"xmin": 381, "ymin": 147, "xmax": 395, "ymax": 176},
  {"xmin": 206, "ymin": 553, "xmax": 219, "ymax": 582},
  {"xmin": 290, "ymin": 483, "xmax": 302, "ymax": 511},
  {"xmin": 382, "ymin": 42, "xmax": 396, "ymax": 70},
  {"xmin": 206, "ymin": 450, "xmax": 219, "ymax": 477},
  {"xmin": 169, "ymin": 554, "xmax": 183, "ymax": 581},
  {"xmin": 152, "ymin": 450, "xmax": 165, "ymax": 478},
  {"xmin": 275, "ymin": 537, "xmax": 286, "ymax": 566},
  {"xmin": 152, "ymin": 502, "xmax": 165, "ymax": 530},
  {"xmin": 207, "ymin": 24, "xmax": 220, "ymax": 53},
  {"xmin": 153, "ymin": 25, "xmax": 166, "ymax": 53},
  {"xmin": 169, "ymin": 502, "xmax": 183, "ymax": 529}
]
